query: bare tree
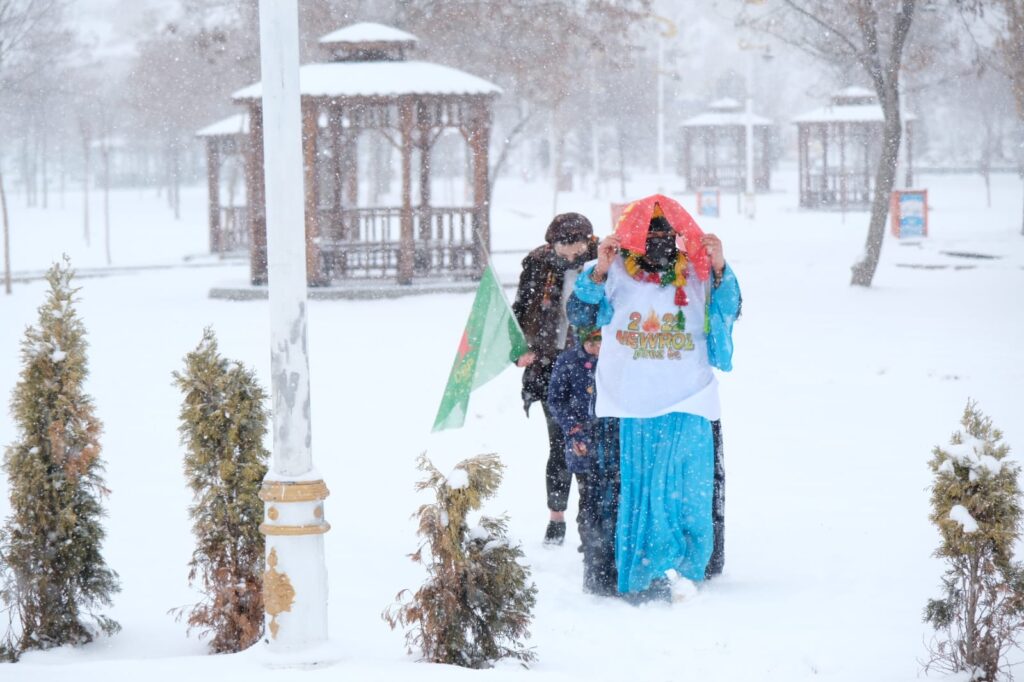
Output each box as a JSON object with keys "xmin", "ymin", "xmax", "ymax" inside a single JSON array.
[
  {"xmin": 0, "ymin": 0, "xmax": 63, "ymax": 76},
  {"xmin": 126, "ymin": 0, "xmax": 260, "ymax": 217},
  {"xmin": 1, "ymin": 166, "xmax": 11, "ymax": 295},
  {"xmin": 959, "ymin": 0, "xmax": 1024, "ymax": 233},
  {"xmin": 397, "ymin": 0, "xmax": 653, "ymax": 198},
  {"xmin": 742, "ymin": 1, "xmax": 920, "ymax": 287},
  {"xmin": 0, "ymin": 0, "xmax": 70, "ymax": 276}
]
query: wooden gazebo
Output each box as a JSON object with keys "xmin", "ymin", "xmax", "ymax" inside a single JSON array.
[
  {"xmin": 196, "ymin": 113, "xmax": 250, "ymax": 254},
  {"xmin": 232, "ymin": 21, "xmax": 501, "ymax": 286},
  {"xmin": 679, "ymin": 98, "xmax": 773, "ymax": 191},
  {"xmin": 794, "ymin": 86, "xmax": 915, "ymax": 209}
]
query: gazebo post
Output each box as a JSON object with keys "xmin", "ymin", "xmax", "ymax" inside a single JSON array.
[
  {"xmin": 797, "ymin": 125, "xmax": 806, "ymax": 207},
  {"xmin": 417, "ymin": 99, "xmax": 432, "ymax": 241},
  {"xmin": 327, "ymin": 106, "xmax": 345, "ymax": 276},
  {"xmin": 344, "ymin": 129, "xmax": 358, "ymax": 211},
  {"xmin": 247, "ymin": 103, "xmax": 268, "ymax": 285},
  {"xmin": 303, "ymin": 102, "xmax": 325, "ymax": 286},
  {"xmin": 821, "ymin": 124, "xmax": 829, "ymax": 201},
  {"xmin": 864, "ymin": 133, "xmax": 871, "ymax": 201},
  {"xmin": 398, "ymin": 99, "xmax": 415, "ymax": 285},
  {"xmin": 469, "ymin": 100, "xmax": 491, "ymax": 275},
  {"xmin": 839, "ymin": 122, "xmax": 848, "ymax": 211},
  {"xmin": 707, "ymin": 129, "xmax": 715, "ymax": 185},
  {"xmin": 736, "ymin": 128, "xmax": 745, "ymax": 191},
  {"xmin": 760, "ymin": 127, "xmax": 770, "ymax": 190},
  {"xmin": 206, "ymin": 138, "xmax": 221, "ymax": 254}
]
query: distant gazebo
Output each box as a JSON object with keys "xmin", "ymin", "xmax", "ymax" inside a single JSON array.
[
  {"xmin": 794, "ymin": 86, "xmax": 915, "ymax": 209},
  {"xmin": 679, "ymin": 98, "xmax": 773, "ymax": 192},
  {"xmin": 196, "ymin": 113, "xmax": 250, "ymax": 254},
  {"xmin": 231, "ymin": 21, "xmax": 502, "ymax": 286}
]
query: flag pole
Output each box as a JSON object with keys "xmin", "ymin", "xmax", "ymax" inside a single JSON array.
[{"xmin": 473, "ymin": 226, "xmax": 524, "ymax": 338}]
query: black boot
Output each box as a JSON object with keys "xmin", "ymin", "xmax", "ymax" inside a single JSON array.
[{"xmin": 543, "ymin": 520, "xmax": 566, "ymax": 546}]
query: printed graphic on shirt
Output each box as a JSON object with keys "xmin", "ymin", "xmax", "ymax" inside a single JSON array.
[{"xmin": 615, "ymin": 309, "xmax": 694, "ymax": 360}]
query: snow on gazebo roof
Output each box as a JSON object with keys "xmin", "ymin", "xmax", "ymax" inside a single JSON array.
[
  {"xmin": 196, "ymin": 113, "xmax": 250, "ymax": 137},
  {"xmin": 682, "ymin": 110, "xmax": 772, "ymax": 127},
  {"xmin": 708, "ymin": 98, "xmax": 741, "ymax": 111},
  {"xmin": 232, "ymin": 60, "xmax": 501, "ymax": 100},
  {"xmin": 682, "ymin": 98, "xmax": 771, "ymax": 128},
  {"xmin": 318, "ymin": 22, "xmax": 418, "ymax": 46},
  {"xmin": 793, "ymin": 87, "xmax": 916, "ymax": 124},
  {"xmin": 834, "ymin": 85, "xmax": 875, "ymax": 99}
]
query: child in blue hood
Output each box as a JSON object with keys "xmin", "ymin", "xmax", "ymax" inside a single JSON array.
[{"xmin": 547, "ymin": 325, "xmax": 620, "ymax": 596}]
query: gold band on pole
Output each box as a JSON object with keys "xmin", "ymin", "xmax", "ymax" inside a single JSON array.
[
  {"xmin": 260, "ymin": 522, "xmax": 332, "ymax": 536},
  {"xmin": 259, "ymin": 480, "xmax": 330, "ymax": 503}
]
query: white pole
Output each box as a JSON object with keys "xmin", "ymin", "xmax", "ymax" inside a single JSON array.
[
  {"xmin": 257, "ymin": 0, "xmax": 330, "ymax": 653},
  {"xmin": 744, "ymin": 50, "xmax": 756, "ymax": 219}
]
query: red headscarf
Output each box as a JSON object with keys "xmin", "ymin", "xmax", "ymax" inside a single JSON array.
[{"xmin": 613, "ymin": 194, "xmax": 711, "ymax": 281}]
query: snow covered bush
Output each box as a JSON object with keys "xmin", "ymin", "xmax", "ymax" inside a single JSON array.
[
  {"xmin": 383, "ymin": 453, "xmax": 537, "ymax": 668},
  {"xmin": 0, "ymin": 258, "xmax": 120, "ymax": 660},
  {"xmin": 172, "ymin": 328, "xmax": 268, "ymax": 653},
  {"xmin": 924, "ymin": 401, "xmax": 1024, "ymax": 681}
]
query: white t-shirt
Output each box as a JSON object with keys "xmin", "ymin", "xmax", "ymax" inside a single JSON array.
[{"xmin": 595, "ymin": 257, "xmax": 720, "ymax": 420}]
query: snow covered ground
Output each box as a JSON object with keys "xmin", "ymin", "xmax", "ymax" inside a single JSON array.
[{"xmin": 0, "ymin": 168, "xmax": 1022, "ymax": 681}]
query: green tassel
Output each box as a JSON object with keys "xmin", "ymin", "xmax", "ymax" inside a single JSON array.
[{"xmin": 676, "ymin": 310, "xmax": 686, "ymax": 331}]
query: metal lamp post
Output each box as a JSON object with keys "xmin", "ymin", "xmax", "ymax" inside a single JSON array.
[{"xmin": 256, "ymin": 0, "xmax": 330, "ymax": 653}]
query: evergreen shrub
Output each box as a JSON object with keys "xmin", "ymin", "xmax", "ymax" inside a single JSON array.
[
  {"xmin": 924, "ymin": 401, "xmax": 1024, "ymax": 681},
  {"xmin": 0, "ymin": 259, "xmax": 120, "ymax": 660},
  {"xmin": 172, "ymin": 328, "xmax": 268, "ymax": 653},
  {"xmin": 384, "ymin": 453, "xmax": 537, "ymax": 668}
]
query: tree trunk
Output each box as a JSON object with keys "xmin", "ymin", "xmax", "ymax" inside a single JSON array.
[
  {"xmin": 82, "ymin": 131, "xmax": 91, "ymax": 246},
  {"xmin": 103, "ymin": 145, "xmax": 111, "ymax": 265},
  {"xmin": 850, "ymin": 98, "xmax": 902, "ymax": 287},
  {"xmin": 1, "ymin": 169, "xmax": 11, "ymax": 295},
  {"xmin": 172, "ymin": 140, "xmax": 182, "ymax": 221},
  {"xmin": 41, "ymin": 125, "xmax": 48, "ymax": 210}
]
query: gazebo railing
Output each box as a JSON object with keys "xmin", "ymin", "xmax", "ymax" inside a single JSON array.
[
  {"xmin": 218, "ymin": 205, "xmax": 250, "ymax": 253},
  {"xmin": 801, "ymin": 170, "xmax": 872, "ymax": 208},
  {"xmin": 318, "ymin": 206, "xmax": 480, "ymax": 280}
]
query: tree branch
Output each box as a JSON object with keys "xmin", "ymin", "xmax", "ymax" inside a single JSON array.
[{"xmin": 781, "ymin": 0, "xmax": 864, "ymax": 57}]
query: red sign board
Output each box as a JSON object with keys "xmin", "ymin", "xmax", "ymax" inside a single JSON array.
[{"xmin": 890, "ymin": 189, "xmax": 928, "ymax": 238}]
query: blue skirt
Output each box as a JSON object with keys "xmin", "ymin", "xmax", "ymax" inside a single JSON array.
[{"xmin": 616, "ymin": 413, "xmax": 715, "ymax": 593}]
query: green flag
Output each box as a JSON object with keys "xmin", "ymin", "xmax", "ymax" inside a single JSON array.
[{"xmin": 432, "ymin": 264, "xmax": 528, "ymax": 432}]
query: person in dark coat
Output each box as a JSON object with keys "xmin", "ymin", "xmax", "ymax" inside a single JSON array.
[
  {"xmin": 547, "ymin": 326, "xmax": 620, "ymax": 595},
  {"xmin": 511, "ymin": 212, "xmax": 599, "ymax": 545}
]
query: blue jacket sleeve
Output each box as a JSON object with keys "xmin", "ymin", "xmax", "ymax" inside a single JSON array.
[
  {"xmin": 573, "ymin": 267, "xmax": 614, "ymax": 327},
  {"xmin": 707, "ymin": 263, "xmax": 741, "ymax": 371}
]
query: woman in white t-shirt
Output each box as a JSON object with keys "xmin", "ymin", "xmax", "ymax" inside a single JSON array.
[{"xmin": 573, "ymin": 194, "xmax": 741, "ymax": 602}]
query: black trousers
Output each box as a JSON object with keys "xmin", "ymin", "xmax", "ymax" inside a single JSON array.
[
  {"xmin": 706, "ymin": 419, "xmax": 726, "ymax": 578},
  {"xmin": 542, "ymin": 402, "xmax": 572, "ymax": 512},
  {"xmin": 577, "ymin": 468, "xmax": 620, "ymax": 595}
]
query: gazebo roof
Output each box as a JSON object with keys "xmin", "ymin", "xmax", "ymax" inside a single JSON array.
[
  {"xmin": 682, "ymin": 110, "xmax": 772, "ymax": 128},
  {"xmin": 318, "ymin": 22, "xmax": 418, "ymax": 47},
  {"xmin": 232, "ymin": 60, "xmax": 501, "ymax": 101},
  {"xmin": 834, "ymin": 85, "xmax": 874, "ymax": 99},
  {"xmin": 793, "ymin": 103, "xmax": 917, "ymax": 124},
  {"xmin": 682, "ymin": 98, "xmax": 771, "ymax": 127},
  {"xmin": 196, "ymin": 113, "xmax": 249, "ymax": 137},
  {"xmin": 793, "ymin": 87, "xmax": 916, "ymax": 124}
]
